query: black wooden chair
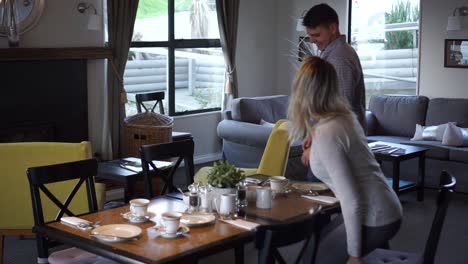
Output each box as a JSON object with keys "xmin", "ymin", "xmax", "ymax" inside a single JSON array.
[
  {"xmin": 140, "ymin": 139, "xmax": 195, "ymax": 199},
  {"xmin": 255, "ymin": 205, "xmax": 322, "ymax": 264},
  {"xmin": 135, "ymin": 91, "xmax": 165, "ymax": 114},
  {"xmin": 27, "ymin": 158, "xmax": 115, "ymax": 264},
  {"xmin": 364, "ymin": 171, "xmax": 457, "ymax": 264}
]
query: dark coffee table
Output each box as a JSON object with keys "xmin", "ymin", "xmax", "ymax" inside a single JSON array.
[{"xmin": 369, "ymin": 141, "xmax": 428, "ymax": 201}]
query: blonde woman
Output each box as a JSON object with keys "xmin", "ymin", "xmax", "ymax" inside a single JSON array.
[{"xmin": 288, "ymin": 56, "xmax": 402, "ymax": 264}]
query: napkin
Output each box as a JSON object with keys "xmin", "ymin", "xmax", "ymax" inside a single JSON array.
[
  {"xmin": 221, "ymin": 219, "xmax": 260, "ymax": 231},
  {"xmin": 301, "ymin": 195, "xmax": 339, "ymax": 205},
  {"xmin": 60, "ymin": 216, "xmax": 92, "ymax": 229}
]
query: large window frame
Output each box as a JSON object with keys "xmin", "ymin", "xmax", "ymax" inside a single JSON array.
[
  {"xmin": 348, "ymin": 0, "xmax": 420, "ymax": 105},
  {"xmin": 129, "ymin": 0, "xmax": 222, "ymax": 116}
]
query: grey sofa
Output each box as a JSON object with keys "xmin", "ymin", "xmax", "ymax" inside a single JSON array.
[
  {"xmin": 217, "ymin": 95, "xmax": 307, "ymax": 180},
  {"xmin": 366, "ymin": 94, "xmax": 468, "ymax": 192}
]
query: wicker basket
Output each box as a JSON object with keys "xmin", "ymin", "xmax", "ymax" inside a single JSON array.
[{"xmin": 123, "ymin": 112, "xmax": 173, "ymax": 157}]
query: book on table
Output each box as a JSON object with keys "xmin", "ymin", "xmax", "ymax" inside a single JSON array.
[{"xmin": 118, "ymin": 157, "xmax": 173, "ymax": 172}]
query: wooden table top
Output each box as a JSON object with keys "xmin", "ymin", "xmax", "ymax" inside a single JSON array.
[
  {"xmin": 36, "ymin": 185, "xmax": 337, "ymax": 263},
  {"xmin": 38, "ymin": 198, "xmax": 252, "ymax": 264},
  {"xmin": 242, "ymin": 192, "xmax": 324, "ymax": 222}
]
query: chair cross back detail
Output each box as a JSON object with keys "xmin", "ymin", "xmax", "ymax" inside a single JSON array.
[
  {"xmin": 136, "ymin": 91, "xmax": 165, "ymax": 114},
  {"xmin": 255, "ymin": 205, "xmax": 322, "ymax": 264},
  {"xmin": 140, "ymin": 139, "xmax": 195, "ymax": 198},
  {"xmin": 27, "ymin": 159, "xmax": 99, "ymax": 224}
]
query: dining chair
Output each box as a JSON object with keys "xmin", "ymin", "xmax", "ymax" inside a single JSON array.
[
  {"xmin": 363, "ymin": 171, "xmax": 457, "ymax": 264},
  {"xmin": 27, "ymin": 158, "xmax": 116, "ymax": 264},
  {"xmin": 194, "ymin": 119, "xmax": 291, "ymax": 184},
  {"xmin": 140, "ymin": 139, "xmax": 195, "ymax": 198},
  {"xmin": 135, "ymin": 91, "xmax": 165, "ymax": 114},
  {"xmin": 0, "ymin": 141, "xmax": 106, "ymax": 264},
  {"xmin": 255, "ymin": 204, "xmax": 322, "ymax": 264}
]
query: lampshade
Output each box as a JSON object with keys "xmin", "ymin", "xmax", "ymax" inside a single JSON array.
[
  {"xmin": 88, "ymin": 13, "xmax": 102, "ymax": 31},
  {"xmin": 296, "ymin": 18, "xmax": 305, "ymax": 32},
  {"xmin": 447, "ymin": 15, "xmax": 462, "ymax": 31}
]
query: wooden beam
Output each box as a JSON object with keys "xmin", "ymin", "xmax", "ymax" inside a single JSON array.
[{"xmin": 0, "ymin": 47, "xmax": 113, "ymax": 61}]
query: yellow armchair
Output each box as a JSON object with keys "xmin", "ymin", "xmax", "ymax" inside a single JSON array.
[
  {"xmin": 0, "ymin": 141, "xmax": 106, "ymax": 263},
  {"xmin": 195, "ymin": 119, "xmax": 291, "ymax": 184}
]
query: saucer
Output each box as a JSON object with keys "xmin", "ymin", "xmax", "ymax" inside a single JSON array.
[
  {"xmin": 121, "ymin": 212, "xmax": 155, "ymax": 223},
  {"xmin": 292, "ymin": 182, "xmax": 329, "ymax": 193},
  {"xmin": 180, "ymin": 213, "xmax": 216, "ymax": 227},
  {"xmin": 91, "ymin": 224, "xmax": 142, "ymax": 243},
  {"xmin": 157, "ymin": 224, "xmax": 190, "ymax": 239}
]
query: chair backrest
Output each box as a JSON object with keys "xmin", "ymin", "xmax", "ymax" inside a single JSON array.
[
  {"xmin": 255, "ymin": 205, "xmax": 322, "ymax": 264},
  {"xmin": 136, "ymin": 91, "xmax": 165, "ymax": 114},
  {"xmin": 140, "ymin": 139, "xmax": 195, "ymax": 198},
  {"xmin": 423, "ymin": 171, "xmax": 457, "ymax": 264},
  {"xmin": 27, "ymin": 159, "xmax": 98, "ymax": 225},
  {"xmin": 0, "ymin": 142, "xmax": 94, "ymax": 230},
  {"xmin": 257, "ymin": 119, "xmax": 290, "ymax": 176}
]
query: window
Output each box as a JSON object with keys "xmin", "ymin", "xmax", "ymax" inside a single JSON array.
[
  {"xmin": 124, "ymin": 0, "xmax": 224, "ymax": 116},
  {"xmin": 349, "ymin": 0, "xmax": 420, "ymax": 105}
]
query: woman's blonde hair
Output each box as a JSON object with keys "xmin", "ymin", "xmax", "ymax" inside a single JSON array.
[{"xmin": 287, "ymin": 56, "xmax": 352, "ymax": 141}]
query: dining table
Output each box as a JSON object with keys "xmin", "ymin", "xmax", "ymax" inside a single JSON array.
[{"xmin": 33, "ymin": 179, "xmax": 339, "ymax": 264}]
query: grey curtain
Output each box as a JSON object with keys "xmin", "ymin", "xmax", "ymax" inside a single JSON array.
[
  {"xmin": 107, "ymin": 0, "xmax": 139, "ymax": 158},
  {"xmin": 216, "ymin": 0, "xmax": 240, "ymax": 110}
]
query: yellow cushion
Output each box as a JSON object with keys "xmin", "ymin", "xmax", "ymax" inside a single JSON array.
[
  {"xmin": 0, "ymin": 142, "xmax": 105, "ymax": 230},
  {"xmin": 194, "ymin": 119, "xmax": 291, "ymax": 183},
  {"xmin": 257, "ymin": 120, "xmax": 290, "ymax": 176}
]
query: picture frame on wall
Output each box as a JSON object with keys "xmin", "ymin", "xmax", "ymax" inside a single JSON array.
[{"xmin": 444, "ymin": 39, "xmax": 468, "ymax": 68}]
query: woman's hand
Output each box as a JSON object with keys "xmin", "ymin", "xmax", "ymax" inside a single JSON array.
[
  {"xmin": 301, "ymin": 147, "xmax": 311, "ymax": 165},
  {"xmin": 301, "ymin": 136, "xmax": 312, "ymax": 165},
  {"xmin": 346, "ymin": 256, "xmax": 363, "ymax": 264}
]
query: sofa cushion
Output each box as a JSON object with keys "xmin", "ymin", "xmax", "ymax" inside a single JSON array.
[
  {"xmin": 449, "ymin": 147, "xmax": 468, "ymax": 163},
  {"xmin": 231, "ymin": 95, "xmax": 288, "ymax": 124},
  {"xmin": 442, "ymin": 123, "xmax": 468, "ymax": 146},
  {"xmin": 411, "ymin": 123, "xmax": 453, "ymax": 141},
  {"xmin": 426, "ymin": 98, "xmax": 468, "ymax": 127},
  {"xmin": 400, "ymin": 140, "xmax": 450, "ymax": 160},
  {"xmin": 368, "ymin": 95, "xmax": 429, "ymax": 138}
]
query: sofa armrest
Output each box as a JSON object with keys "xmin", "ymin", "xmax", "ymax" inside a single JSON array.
[
  {"xmin": 366, "ymin": 110, "xmax": 377, "ymax": 135},
  {"xmin": 217, "ymin": 119, "xmax": 273, "ymax": 148}
]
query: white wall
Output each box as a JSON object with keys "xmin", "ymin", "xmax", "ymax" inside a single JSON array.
[{"xmin": 419, "ymin": 0, "xmax": 468, "ymax": 98}]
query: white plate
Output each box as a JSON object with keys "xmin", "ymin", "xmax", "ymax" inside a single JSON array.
[
  {"xmin": 157, "ymin": 224, "xmax": 190, "ymax": 239},
  {"xmin": 292, "ymin": 182, "xmax": 329, "ymax": 192},
  {"xmin": 180, "ymin": 214, "xmax": 216, "ymax": 227},
  {"xmin": 91, "ymin": 224, "xmax": 142, "ymax": 242},
  {"xmin": 121, "ymin": 212, "xmax": 155, "ymax": 223}
]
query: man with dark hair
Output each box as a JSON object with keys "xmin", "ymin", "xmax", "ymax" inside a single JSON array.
[{"xmin": 300, "ymin": 3, "xmax": 366, "ymax": 165}]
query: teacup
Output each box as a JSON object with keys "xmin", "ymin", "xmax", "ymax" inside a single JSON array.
[
  {"xmin": 161, "ymin": 212, "xmax": 182, "ymax": 234},
  {"xmin": 269, "ymin": 176, "xmax": 289, "ymax": 193},
  {"xmin": 256, "ymin": 187, "xmax": 272, "ymax": 209},
  {"xmin": 214, "ymin": 193, "xmax": 237, "ymax": 219},
  {"xmin": 129, "ymin": 198, "xmax": 150, "ymax": 217}
]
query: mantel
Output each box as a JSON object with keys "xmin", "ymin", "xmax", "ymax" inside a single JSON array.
[{"xmin": 0, "ymin": 47, "xmax": 113, "ymax": 61}]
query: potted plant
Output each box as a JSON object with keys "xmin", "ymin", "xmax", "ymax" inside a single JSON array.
[
  {"xmin": 207, "ymin": 160, "xmax": 246, "ymax": 188},
  {"xmin": 206, "ymin": 161, "xmax": 246, "ymax": 209}
]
